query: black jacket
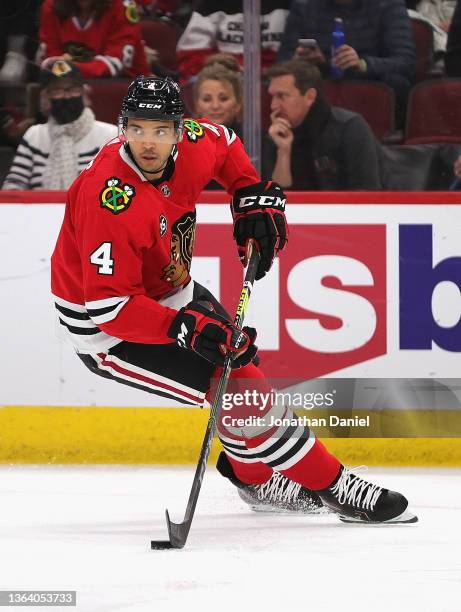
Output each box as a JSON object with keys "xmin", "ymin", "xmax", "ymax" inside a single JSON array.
[
  {"xmin": 278, "ymin": 0, "xmax": 416, "ymax": 81},
  {"xmin": 262, "ymin": 97, "xmax": 382, "ymax": 190},
  {"xmin": 446, "ymin": 0, "xmax": 461, "ymax": 76}
]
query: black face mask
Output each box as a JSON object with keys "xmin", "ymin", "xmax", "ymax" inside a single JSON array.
[{"xmin": 50, "ymin": 96, "xmax": 84, "ymax": 124}]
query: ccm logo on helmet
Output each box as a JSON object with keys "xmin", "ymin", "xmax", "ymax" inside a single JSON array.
[
  {"xmin": 138, "ymin": 103, "xmax": 163, "ymax": 109},
  {"xmin": 239, "ymin": 195, "xmax": 286, "ymax": 208}
]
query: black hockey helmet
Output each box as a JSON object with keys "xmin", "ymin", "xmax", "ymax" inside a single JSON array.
[{"xmin": 121, "ymin": 75, "xmax": 185, "ymax": 124}]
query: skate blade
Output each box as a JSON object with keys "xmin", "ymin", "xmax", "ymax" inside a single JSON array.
[
  {"xmin": 339, "ymin": 508, "xmax": 418, "ymax": 524},
  {"xmin": 248, "ymin": 504, "xmax": 330, "ymax": 516}
]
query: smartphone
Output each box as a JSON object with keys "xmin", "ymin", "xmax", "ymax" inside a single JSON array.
[{"xmin": 298, "ymin": 38, "xmax": 319, "ymax": 49}]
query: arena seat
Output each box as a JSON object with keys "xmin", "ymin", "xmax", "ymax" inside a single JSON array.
[
  {"xmin": 410, "ymin": 18, "xmax": 435, "ymax": 81},
  {"xmin": 405, "ymin": 78, "xmax": 461, "ymax": 144},
  {"xmin": 87, "ymin": 79, "xmax": 131, "ymax": 125},
  {"xmin": 322, "ymin": 79, "xmax": 396, "ymax": 141},
  {"xmin": 140, "ymin": 18, "xmax": 182, "ymax": 70}
]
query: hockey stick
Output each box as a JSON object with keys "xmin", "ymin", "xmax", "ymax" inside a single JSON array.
[{"xmin": 151, "ymin": 244, "xmax": 260, "ymax": 550}]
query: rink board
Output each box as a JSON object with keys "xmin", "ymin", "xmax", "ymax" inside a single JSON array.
[
  {"xmin": 1, "ymin": 406, "xmax": 461, "ymax": 465},
  {"xmin": 1, "ymin": 191, "xmax": 461, "ymax": 464}
]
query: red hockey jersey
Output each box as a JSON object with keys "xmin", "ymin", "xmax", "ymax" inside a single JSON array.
[
  {"xmin": 39, "ymin": 0, "xmax": 150, "ymax": 78},
  {"xmin": 51, "ymin": 119, "xmax": 259, "ymax": 353}
]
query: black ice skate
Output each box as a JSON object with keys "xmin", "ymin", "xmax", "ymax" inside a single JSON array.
[
  {"xmin": 216, "ymin": 451, "xmax": 325, "ymax": 514},
  {"xmin": 318, "ymin": 465, "xmax": 418, "ymax": 524}
]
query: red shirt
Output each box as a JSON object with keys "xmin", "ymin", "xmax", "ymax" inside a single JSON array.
[
  {"xmin": 51, "ymin": 119, "xmax": 260, "ymax": 353},
  {"xmin": 39, "ymin": 0, "xmax": 150, "ymax": 78}
]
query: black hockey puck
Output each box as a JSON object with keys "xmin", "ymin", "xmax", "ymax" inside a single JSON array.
[{"xmin": 151, "ymin": 540, "xmax": 174, "ymax": 550}]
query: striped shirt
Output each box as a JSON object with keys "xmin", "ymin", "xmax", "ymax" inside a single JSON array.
[{"xmin": 2, "ymin": 120, "xmax": 118, "ymax": 190}]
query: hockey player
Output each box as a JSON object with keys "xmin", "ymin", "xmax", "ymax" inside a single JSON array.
[{"xmin": 51, "ymin": 75, "xmax": 417, "ymax": 524}]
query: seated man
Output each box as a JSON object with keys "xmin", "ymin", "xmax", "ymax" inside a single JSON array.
[
  {"xmin": 262, "ymin": 60, "xmax": 382, "ymax": 190},
  {"xmin": 2, "ymin": 60, "xmax": 117, "ymax": 190},
  {"xmin": 278, "ymin": 0, "xmax": 416, "ymax": 125}
]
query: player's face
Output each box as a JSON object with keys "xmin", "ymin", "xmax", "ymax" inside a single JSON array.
[
  {"xmin": 126, "ymin": 119, "xmax": 176, "ymax": 177},
  {"xmin": 268, "ymin": 75, "xmax": 316, "ymax": 128},
  {"xmin": 195, "ymin": 78, "xmax": 241, "ymax": 126}
]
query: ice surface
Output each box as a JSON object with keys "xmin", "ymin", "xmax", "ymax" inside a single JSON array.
[{"xmin": 0, "ymin": 465, "xmax": 459, "ymax": 612}]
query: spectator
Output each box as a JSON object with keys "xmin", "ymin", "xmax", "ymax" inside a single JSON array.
[
  {"xmin": 38, "ymin": 0, "xmax": 150, "ymax": 79},
  {"xmin": 263, "ymin": 60, "xmax": 382, "ymax": 190},
  {"xmin": 2, "ymin": 59, "xmax": 117, "ymax": 190},
  {"xmin": 194, "ymin": 54, "xmax": 242, "ymax": 134},
  {"xmin": 278, "ymin": 0, "xmax": 416, "ymax": 126},
  {"xmin": 409, "ymin": 0, "xmax": 456, "ymax": 53},
  {"xmin": 177, "ymin": 0, "xmax": 291, "ymax": 81},
  {"xmin": 446, "ymin": 0, "xmax": 461, "ymax": 74}
]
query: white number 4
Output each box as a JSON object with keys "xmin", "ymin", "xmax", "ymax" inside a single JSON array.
[{"xmin": 90, "ymin": 242, "xmax": 114, "ymax": 275}]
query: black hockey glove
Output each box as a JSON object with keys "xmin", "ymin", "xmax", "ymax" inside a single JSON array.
[
  {"xmin": 168, "ymin": 301, "xmax": 258, "ymax": 369},
  {"xmin": 231, "ymin": 181, "xmax": 288, "ymax": 280}
]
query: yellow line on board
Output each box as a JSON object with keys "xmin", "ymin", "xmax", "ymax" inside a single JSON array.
[{"xmin": 1, "ymin": 406, "xmax": 461, "ymax": 465}]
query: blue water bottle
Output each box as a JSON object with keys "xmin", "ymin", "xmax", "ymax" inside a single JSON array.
[{"xmin": 331, "ymin": 17, "xmax": 345, "ymax": 79}]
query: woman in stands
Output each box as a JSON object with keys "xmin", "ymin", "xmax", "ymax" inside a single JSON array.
[
  {"xmin": 194, "ymin": 54, "xmax": 243, "ymax": 136},
  {"xmin": 38, "ymin": 0, "xmax": 150, "ymax": 78}
]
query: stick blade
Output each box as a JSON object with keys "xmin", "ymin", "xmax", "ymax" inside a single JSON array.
[
  {"xmin": 150, "ymin": 539, "xmax": 174, "ymax": 550},
  {"xmin": 150, "ymin": 509, "xmax": 189, "ymax": 550},
  {"xmin": 166, "ymin": 509, "xmax": 190, "ymax": 549}
]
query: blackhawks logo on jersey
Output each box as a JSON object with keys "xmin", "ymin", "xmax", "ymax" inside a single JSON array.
[
  {"xmin": 100, "ymin": 177, "xmax": 135, "ymax": 215},
  {"xmin": 184, "ymin": 119, "xmax": 205, "ymax": 143},
  {"xmin": 162, "ymin": 212, "xmax": 196, "ymax": 287},
  {"xmin": 123, "ymin": 0, "xmax": 140, "ymax": 23},
  {"xmin": 123, "ymin": 0, "xmax": 141, "ymax": 23}
]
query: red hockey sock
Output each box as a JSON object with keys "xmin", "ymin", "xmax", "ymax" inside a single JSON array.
[
  {"xmin": 280, "ymin": 438, "xmax": 341, "ymax": 490},
  {"xmin": 215, "ymin": 362, "xmax": 274, "ymax": 484},
  {"xmin": 212, "ymin": 361, "xmax": 341, "ymax": 490},
  {"xmin": 243, "ymin": 431, "xmax": 340, "ymax": 490},
  {"xmin": 225, "ymin": 452, "xmax": 273, "ymax": 485}
]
